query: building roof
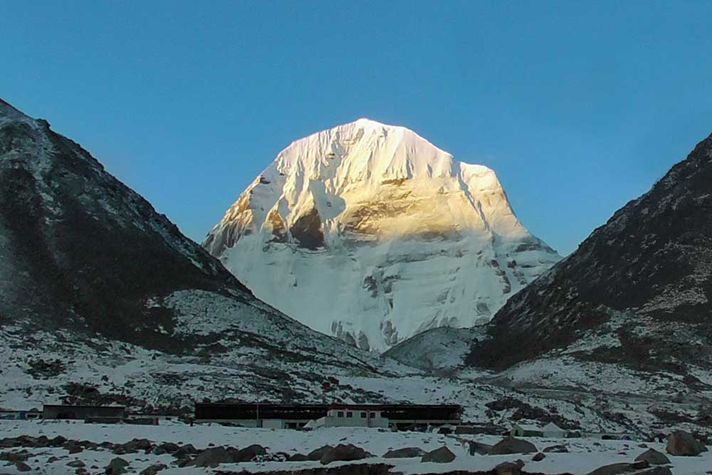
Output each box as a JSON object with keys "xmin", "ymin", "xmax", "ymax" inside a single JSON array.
[{"xmin": 43, "ymin": 404, "xmax": 126, "ymax": 409}]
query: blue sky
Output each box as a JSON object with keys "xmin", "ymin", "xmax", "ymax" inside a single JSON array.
[{"xmin": 2, "ymin": 1, "xmax": 711, "ymax": 255}]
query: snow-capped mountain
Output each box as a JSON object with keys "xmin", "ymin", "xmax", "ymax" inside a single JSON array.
[
  {"xmin": 468, "ymin": 131, "xmax": 712, "ymax": 373},
  {"xmin": 205, "ymin": 119, "xmax": 560, "ymax": 351},
  {"xmin": 0, "ymin": 99, "xmax": 398, "ymax": 411}
]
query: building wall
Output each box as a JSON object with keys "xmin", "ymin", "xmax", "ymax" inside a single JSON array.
[
  {"xmin": 43, "ymin": 406, "xmax": 126, "ymax": 420},
  {"xmin": 312, "ymin": 415, "xmax": 389, "ymax": 429}
]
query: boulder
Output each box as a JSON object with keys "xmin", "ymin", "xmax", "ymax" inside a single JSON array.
[
  {"xmin": 173, "ymin": 444, "xmax": 198, "ymax": 458},
  {"xmin": 666, "ymin": 430, "xmax": 708, "ymax": 456},
  {"xmin": 233, "ymin": 444, "xmax": 268, "ymax": 462},
  {"xmin": 116, "ymin": 438, "xmax": 152, "ymax": 454},
  {"xmin": 0, "ymin": 450, "xmax": 29, "ymax": 462},
  {"xmin": 153, "ymin": 442, "xmax": 180, "ymax": 455},
  {"xmin": 420, "ymin": 446, "xmax": 456, "ymax": 463},
  {"xmin": 307, "ymin": 445, "xmax": 334, "ymax": 461},
  {"xmin": 105, "ymin": 457, "xmax": 129, "ymax": 475},
  {"xmin": 67, "ymin": 443, "xmax": 84, "ymax": 454},
  {"xmin": 67, "ymin": 460, "xmax": 86, "ymax": 468},
  {"xmin": 636, "ymin": 468, "xmax": 672, "ymax": 475},
  {"xmin": 140, "ymin": 463, "xmax": 168, "ymax": 475},
  {"xmin": 383, "ymin": 447, "xmax": 424, "ymax": 458},
  {"xmin": 495, "ymin": 460, "xmax": 524, "ymax": 475},
  {"xmin": 320, "ymin": 444, "xmax": 372, "ymax": 465},
  {"xmin": 15, "ymin": 462, "xmax": 31, "ymax": 472},
  {"xmin": 543, "ymin": 444, "xmax": 569, "ymax": 453},
  {"xmin": 532, "ymin": 452, "xmax": 546, "ymax": 462},
  {"xmin": 288, "ymin": 453, "xmax": 309, "ymax": 461},
  {"xmin": 190, "ymin": 447, "xmax": 234, "ymax": 467},
  {"xmin": 489, "ymin": 437, "xmax": 537, "ymax": 455},
  {"xmin": 635, "ymin": 448, "xmax": 670, "ymax": 465},
  {"xmin": 467, "ymin": 441, "xmax": 493, "ymax": 455},
  {"xmin": 587, "ymin": 460, "xmax": 650, "ymax": 475}
]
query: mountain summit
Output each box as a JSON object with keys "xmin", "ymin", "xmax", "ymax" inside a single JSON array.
[{"xmin": 205, "ymin": 119, "xmax": 560, "ymax": 351}]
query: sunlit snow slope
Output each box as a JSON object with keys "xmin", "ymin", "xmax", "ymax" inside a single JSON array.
[{"xmin": 205, "ymin": 119, "xmax": 560, "ymax": 351}]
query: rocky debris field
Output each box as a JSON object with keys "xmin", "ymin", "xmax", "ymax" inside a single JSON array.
[{"xmin": 1, "ymin": 421, "xmax": 712, "ymax": 474}]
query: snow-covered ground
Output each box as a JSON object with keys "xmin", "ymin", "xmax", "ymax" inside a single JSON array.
[{"xmin": 1, "ymin": 420, "xmax": 711, "ymax": 474}]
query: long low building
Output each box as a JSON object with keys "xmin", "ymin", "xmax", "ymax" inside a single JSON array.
[{"xmin": 194, "ymin": 403, "xmax": 462, "ymax": 430}]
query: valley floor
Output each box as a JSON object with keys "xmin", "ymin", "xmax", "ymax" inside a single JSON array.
[{"xmin": 1, "ymin": 420, "xmax": 711, "ymax": 474}]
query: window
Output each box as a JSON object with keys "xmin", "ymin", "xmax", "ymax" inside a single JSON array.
[
  {"xmin": 337, "ymin": 411, "xmax": 344, "ymax": 418},
  {"xmin": 369, "ymin": 412, "xmax": 376, "ymax": 418},
  {"xmin": 346, "ymin": 412, "xmax": 353, "ymax": 418},
  {"xmin": 360, "ymin": 412, "xmax": 367, "ymax": 418}
]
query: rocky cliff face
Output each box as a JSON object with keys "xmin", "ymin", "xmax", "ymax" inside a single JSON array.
[
  {"xmin": 0, "ymin": 99, "xmax": 391, "ymax": 411},
  {"xmin": 205, "ymin": 119, "xmax": 560, "ymax": 351},
  {"xmin": 468, "ymin": 132, "xmax": 712, "ymax": 372}
]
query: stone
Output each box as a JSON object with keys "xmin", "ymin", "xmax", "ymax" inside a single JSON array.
[
  {"xmin": 172, "ymin": 444, "xmax": 198, "ymax": 458},
  {"xmin": 495, "ymin": 460, "xmax": 524, "ymax": 475},
  {"xmin": 587, "ymin": 460, "xmax": 650, "ymax": 475},
  {"xmin": 543, "ymin": 444, "xmax": 569, "ymax": 453},
  {"xmin": 288, "ymin": 453, "xmax": 309, "ymax": 461},
  {"xmin": 320, "ymin": 444, "xmax": 372, "ymax": 465},
  {"xmin": 489, "ymin": 437, "xmax": 537, "ymax": 455},
  {"xmin": 307, "ymin": 445, "xmax": 334, "ymax": 461},
  {"xmin": 233, "ymin": 444, "xmax": 268, "ymax": 462},
  {"xmin": 532, "ymin": 452, "xmax": 546, "ymax": 461},
  {"xmin": 140, "ymin": 463, "xmax": 168, "ymax": 475},
  {"xmin": 153, "ymin": 442, "xmax": 179, "ymax": 455},
  {"xmin": 635, "ymin": 448, "xmax": 670, "ymax": 465},
  {"xmin": 666, "ymin": 430, "xmax": 708, "ymax": 456},
  {"xmin": 105, "ymin": 457, "xmax": 129, "ymax": 475},
  {"xmin": 420, "ymin": 446, "xmax": 456, "ymax": 463},
  {"xmin": 15, "ymin": 462, "xmax": 31, "ymax": 472},
  {"xmin": 382, "ymin": 447, "xmax": 424, "ymax": 458},
  {"xmin": 190, "ymin": 447, "xmax": 233, "ymax": 468},
  {"xmin": 467, "ymin": 441, "xmax": 493, "ymax": 455}
]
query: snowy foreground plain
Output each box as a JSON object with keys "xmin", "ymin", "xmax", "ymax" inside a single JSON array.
[{"xmin": 1, "ymin": 420, "xmax": 712, "ymax": 474}]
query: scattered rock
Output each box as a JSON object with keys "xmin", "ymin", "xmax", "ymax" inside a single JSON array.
[
  {"xmin": 635, "ymin": 448, "xmax": 670, "ymax": 465},
  {"xmin": 495, "ymin": 459, "xmax": 524, "ymax": 475},
  {"xmin": 587, "ymin": 460, "xmax": 650, "ymax": 475},
  {"xmin": 15, "ymin": 462, "xmax": 31, "ymax": 472},
  {"xmin": 320, "ymin": 444, "xmax": 372, "ymax": 465},
  {"xmin": 288, "ymin": 453, "xmax": 309, "ymax": 461},
  {"xmin": 636, "ymin": 467, "xmax": 672, "ymax": 475},
  {"xmin": 190, "ymin": 447, "xmax": 234, "ymax": 467},
  {"xmin": 140, "ymin": 463, "xmax": 168, "ymax": 475},
  {"xmin": 123, "ymin": 438, "xmax": 153, "ymax": 453},
  {"xmin": 489, "ymin": 437, "xmax": 537, "ymax": 455},
  {"xmin": 173, "ymin": 444, "xmax": 198, "ymax": 458},
  {"xmin": 153, "ymin": 442, "xmax": 179, "ymax": 455},
  {"xmin": 105, "ymin": 457, "xmax": 129, "ymax": 475},
  {"xmin": 420, "ymin": 446, "xmax": 456, "ymax": 463},
  {"xmin": 383, "ymin": 447, "xmax": 424, "ymax": 458},
  {"xmin": 67, "ymin": 460, "xmax": 86, "ymax": 468},
  {"xmin": 67, "ymin": 443, "xmax": 83, "ymax": 454},
  {"xmin": 175, "ymin": 456, "xmax": 192, "ymax": 468},
  {"xmin": 467, "ymin": 441, "xmax": 493, "ymax": 455},
  {"xmin": 307, "ymin": 445, "xmax": 334, "ymax": 461},
  {"xmin": 666, "ymin": 430, "xmax": 708, "ymax": 456},
  {"xmin": 532, "ymin": 452, "xmax": 546, "ymax": 462},
  {"xmin": 543, "ymin": 444, "xmax": 569, "ymax": 453},
  {"xmin": 0, "ymin": 450, "xmax": 29, "ymax": 462},
  {"xmin": 233, "ymin": 444, "xmax": 268, "ymax": 462}
]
